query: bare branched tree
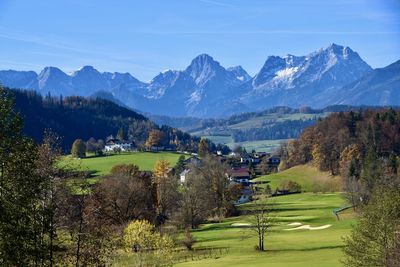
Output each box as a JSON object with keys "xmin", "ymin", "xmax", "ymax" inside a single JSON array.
[{"xmin": 250, "ymin": 198, "xmax": 272, "ymax": 251}]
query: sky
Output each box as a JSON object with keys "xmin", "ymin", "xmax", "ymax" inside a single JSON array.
[{"xmin": 0, "ymin": 0, "xmax": 399, "ymax": 81}]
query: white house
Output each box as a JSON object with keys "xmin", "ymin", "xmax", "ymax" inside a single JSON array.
[
  {"xmin": 179, "ymin": 169, "xmax": 190, "ymax": 183},
  {"xmin": 104, "ymin": 139, "xmax": 135, "ymax": 152}
]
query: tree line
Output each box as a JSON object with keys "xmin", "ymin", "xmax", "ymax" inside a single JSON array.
[{"xmin": 7, "ymin": 87, "xmax": 216, "ymax": 153}]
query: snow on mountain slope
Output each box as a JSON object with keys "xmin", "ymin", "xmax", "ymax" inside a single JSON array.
[{"xmin": 0, "ymin": 43, "xmax": 394, "ymax": 118}]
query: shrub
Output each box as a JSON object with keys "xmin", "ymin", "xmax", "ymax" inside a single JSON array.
[
  {"xmin": 71, "ymin": 139, "xmax": 86, "ymax": 158},
  {"xmin": 182, "ymin": 229, "xmax": 195, "ymax": 250},
  {"xmin": 279, "ymin": 180, "xmax": 302, "ymax": 193}
]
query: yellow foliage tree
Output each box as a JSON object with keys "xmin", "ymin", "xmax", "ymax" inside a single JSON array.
[
  {"xmin": 198, "ymin": 138, "xmax": 210, "ymax": 157},
  {"xmin": 339, "ymin": 144, "xmax": 361, "ymax": 177},
  {"xmin": 145, "ymin": 130, "xmax": 164, "ymax": 149},
  {"xmin": 312, "ymin": 143, "xmax": 322, "ymax": 168},
  {"xmin": 123, "ymin": 220, "xmax": 174, "ymax": 265}
]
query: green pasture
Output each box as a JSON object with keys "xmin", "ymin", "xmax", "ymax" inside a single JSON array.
[
  {"xmin": 228, "ymin": 139, "xmax": 289, "ymax": 152},
  {"xmin": 202, "ymin": 136, "xmax": 289, "ymax": 153},
  {"xmin": 254, "ymin": 165, "xmax": 342, "ymax": 192},
  {"xmin": 203, "ymin": 135, "xmax": 234, "ymax": 145},
  {"xmin": 62, "ymin": 151, "xmax": 188, "ymax": 176},
  {"xmin": 228, "ymin": 113, "xmax": 328, "ymax": 130}
]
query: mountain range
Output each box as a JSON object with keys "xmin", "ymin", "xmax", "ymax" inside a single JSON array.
[{"xmin": 0, "ymin": 43, "xmax": 398, "ymax": 118}]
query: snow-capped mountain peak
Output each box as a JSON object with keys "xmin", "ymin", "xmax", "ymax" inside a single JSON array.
[
  {"xmin": 185, "ymin": 53, "xmax": 225, "ymax": 86},
  {"xmin": 227, "ymin": 66, "xmax": 251, "ymax": 82},
  {"xmin": 0, "ymin": 44, "xmax": 382, "ymax": 118}
]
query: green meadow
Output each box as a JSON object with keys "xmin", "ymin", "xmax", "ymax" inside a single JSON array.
[
  {"xmin": 202, "ymin": 136, "xmax": 289, "ymax": 153},
  {"xmin": 228, "ymin": 139, "xmax": 288, "ymax": 153},
  {"xmin": 254, "ymin": 165, "xmax": 342, "ymax": 192},
  {"xmin": 227, "ymin": 113, "xmax": 329, "ymax": 130},
  {"xmin": 62, "ymin": 151, "xmax": 188, "ymax": 176},
  {"xmin": 115, "ymin": 165, "xmax": 353, "ymax": 267}
]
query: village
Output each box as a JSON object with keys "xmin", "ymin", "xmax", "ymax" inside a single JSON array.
[{"xmin": 103, "ymin": 136, "xmax": 282, "ymax": 205}]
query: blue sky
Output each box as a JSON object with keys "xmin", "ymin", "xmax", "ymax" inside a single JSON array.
[{"xmin": 0, "ymin": 0, "xmax": 399, "ymax": 81}]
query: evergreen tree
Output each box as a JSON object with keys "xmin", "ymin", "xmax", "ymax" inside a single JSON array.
[
  {"xmin": 343, "ymin": 186, "xmax": 400, "ymax": 267},
  {"xmin": 0, "ymin": 86, "xmax": 43, "ymax": 265},
  {"xmin": 174, "ymin": 155, "xmax": 186, "ymax": 174},
  {"xmin": 360, "ymin": 148, "xmax": 381, "ymax": 203}
]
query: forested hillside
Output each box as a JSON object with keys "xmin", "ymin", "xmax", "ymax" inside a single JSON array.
[
  {"xmin": 278, "ymin": 108, "xmax": 400, "ymax": 266},
  {"xmin": 151, "ymin": 106, "xmax": 388, "ymax": 143},
  {"xmin": 281, "ymin": 109, "xmax": 400, "ymax": 174},
  {"xmin": 280, "ymin": 108, "xmax": 400, "ymax": 208},
  {"xmin": 8, "ymin": 88, "xmax": 203, "ymax": 151}
]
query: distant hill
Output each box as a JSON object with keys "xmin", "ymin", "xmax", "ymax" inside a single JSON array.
[
  {"xmin": 335, "ymin": 60, "xmax": 400, "ymax": 106},
  {"xmin": 149, "ymin": 105, "xmax": 398, "ymax": 145},
  {"xmin": 1, "ymin": 44, "xmax": 397, "ymax": 118},
  {"xmin": 7, "ymin": 88, "xmax": 204, "ymax": 151}
]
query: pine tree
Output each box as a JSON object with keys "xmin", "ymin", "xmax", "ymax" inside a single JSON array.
[
  {"xmin": 360, "ymin": 148, "xmax": 381, "ymax": 203},
  {"xmin": 174, "ymin": 155, "xmax": 186, "ymax": 174},
  {"xmin": 343, "ymin": 186, "xmax": 400, "ymax": 267},
  {"xmin": 0, "ymin": 87, "xmax": 43, "ymax": 265}
]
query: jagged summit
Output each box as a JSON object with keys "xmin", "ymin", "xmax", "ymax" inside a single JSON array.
[
  {"xmin": 227, "ymin": 66, "xmax": 252, "ymax": 82},
  {"xmin": 38, "ymin": 67, "xmax": 68, "ymax": 79},
  {"xmin": 0, "ymin": 44, "xmax": 393, "ymax": 118},
  {"xmin": 185, "ymin": 53, "xmax": 225, "ymax": 86}
]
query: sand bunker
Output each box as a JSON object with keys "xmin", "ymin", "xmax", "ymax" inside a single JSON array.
[
  {"xmin": 287, "ymin": 222, "xmax": 302, "ymax": 226},
  {"xmin": 231, "ymin": 223, "xmax": 251, "ymax": 227},
  {"xmin": 284, "ymin": 224, "xmax": 332, "ymax": 231}
]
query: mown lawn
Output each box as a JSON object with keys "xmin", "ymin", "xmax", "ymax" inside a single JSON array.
[
  {"xmin": 254, "ymin": 165, "xmax": 342, "ymax": 192},
  {"xmin": 173, "ymin": 193, "xmax": 353, "ymax": 267},
  {"xmin": 115, "ymin": 192, "xmax": 353, "ymax": 267},
  {"xmin": 61, "ymin": 151, "xmax": 188, "ymax": 176}
]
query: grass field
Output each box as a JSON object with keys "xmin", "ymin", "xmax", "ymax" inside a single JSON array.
[
  {"xmin": 254, "ymin": 165, "xmax": 342, "ymax": 192},
  {"xmin": 115, "ymin": 165, "xmax": 352, "ymax": 267},
  {"xmin": 228, "ymin": 113, "xmax": 328, "ymax": 130},
  {"xmin": 176, "ymin": 193, "xmax": 352, "ymax": 267},
  {"xmin": 116, "ymin": 193, "xmax": 352, "ymax": 267},
  {"xmin": 202, "ymin": 136, "xmax": 289, "ymax": 153},
  {"xmin": 62, "ymin": 151, "xmax": 188, "ymax": 176},
  {"xmin": 203, "ymin": 135, "xmax": 234, "ymax": 145},
  {"xmin": 228, "ymin": 139, "xmax": 289, "ymax": 153}
]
